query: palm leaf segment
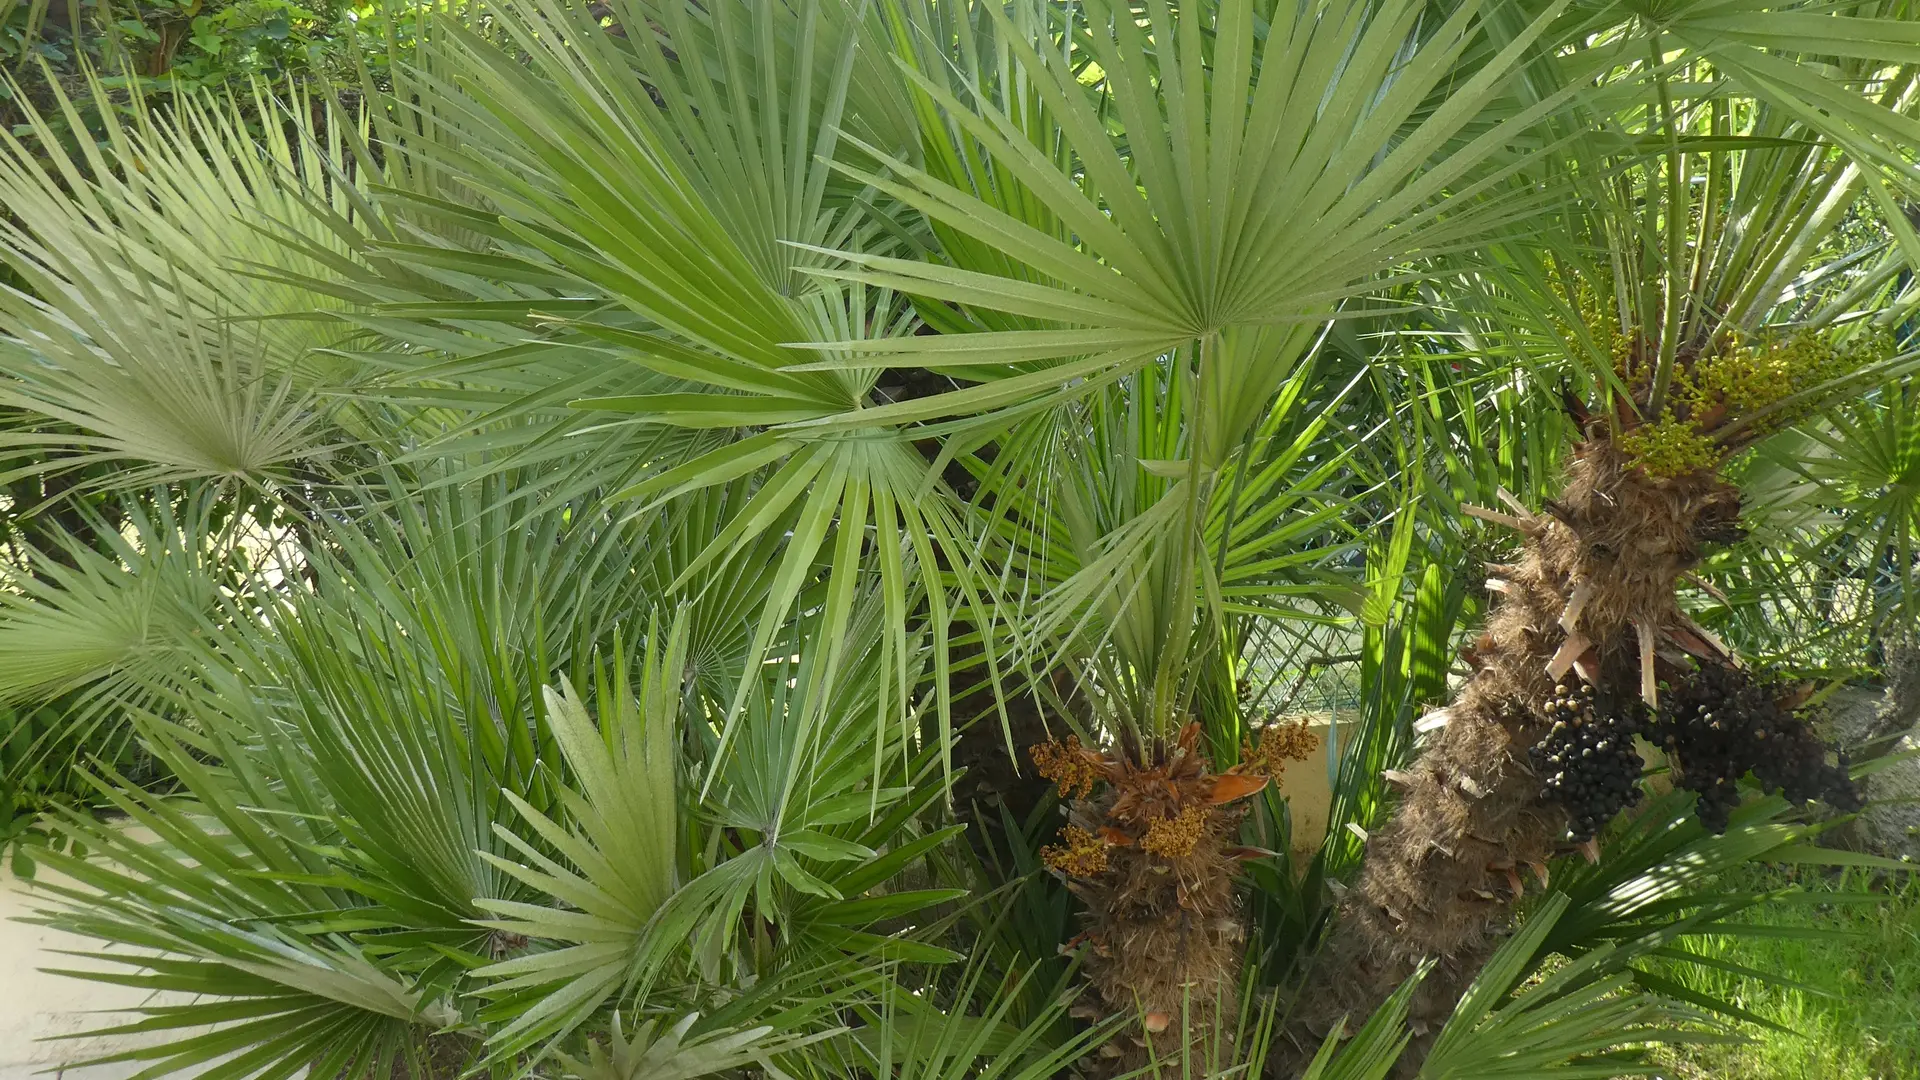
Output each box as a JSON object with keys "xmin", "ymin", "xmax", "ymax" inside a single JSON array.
[{"xmin": 0, "ymin": 80, "xmax": 374, "ymax": 488}]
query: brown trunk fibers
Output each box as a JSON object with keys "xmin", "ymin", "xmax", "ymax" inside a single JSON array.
[
  {"xmin": 1039, "ymin": 724, "xmax": 1310, "ymax": 1073},
  {"xmin": 948, "ymin": 649, "xmax": 1063, "ymax": 855},
  {"xmin": 1281, "ymin": 436, "xmax": 1743, "ymax": 1073},
  {"xmin": 1066, "ymin": 786, "xmax": 1247, "ymax": 1072}
]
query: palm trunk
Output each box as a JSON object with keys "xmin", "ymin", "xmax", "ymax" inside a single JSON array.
[
  {"xmin": 1289, "ymin": 435, "xmax": 1744, "ymax": 1064},
  {"xmin": 1068, "ymin": 790, "xmax": 1246, "ymax": 1071},
  {"xmin": 947, "ymin": 647, "xmax": 1061, "ymax": 854},
  {"xmin": 1040, "ymin": 724, "xmax": 1289, "ymax": 1073}
]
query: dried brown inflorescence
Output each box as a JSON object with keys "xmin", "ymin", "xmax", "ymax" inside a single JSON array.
[
  {"xmin": 1243, "ymin": 718, "xmax": 1320, "ymax": 778},
  {"xmin": 1034, "ymin": 723, "xmax": 1276, "ymax": 1072},
  {"xmin": 1287, "ymin": 435, "xmax": 1747, "ymax": 1071},
  {"xmin": 1032, "ymin": 735, "xmax": 1101, "ymax": 800},
  {"xmin": 1041, "ymin": 824, "xmax": 1112, "ymax": 876}
]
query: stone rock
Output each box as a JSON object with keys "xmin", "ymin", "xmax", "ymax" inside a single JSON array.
[
  {"xmin": 1858, "ymin": 729, "xmax": 1920, "ymax": 861},
  {"xmin": 1825, "ymin": 684, "xmax": 1899, "ymax": 747},
  {"xmin": 1838, "ymin": 637, "xmax": 1920, "ymax": 861}
]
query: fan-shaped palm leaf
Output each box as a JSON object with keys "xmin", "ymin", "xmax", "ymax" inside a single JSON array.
[{"xmin": 0, "ymin": 80, "xmax": 377, "ymax": 487}]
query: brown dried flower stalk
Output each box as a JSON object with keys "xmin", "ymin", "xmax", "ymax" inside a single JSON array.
[{"xmin": 1242, "ymin": 719, "xmax": 1318, "ymax": 777}]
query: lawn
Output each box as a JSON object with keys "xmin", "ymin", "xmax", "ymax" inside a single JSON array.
[{"xmin": 1651, "ymin": 867, "xmax": 1920, "ymax": 1080}]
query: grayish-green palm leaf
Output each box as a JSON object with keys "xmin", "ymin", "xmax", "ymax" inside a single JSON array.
[
  {"xmin": 816, "ymin": 0, "xmax": 1585, "ymax": 397},
  {"xmin": 557, "ymin": 1012, "xmax": 838, "ymax": 1080},
  {"xmin": 474, "ymin": 626, "xmax": 688, "ymax": 1060},
  {"xmin": 359, "ymin": 0, "xmax": 976, "ymax": 763},
  {"xmin": 475, "ymin": 586, "xmax": 956, "ymax": 1063},
  {"xmin": 1420, "ymin": 893, "xmax": 1722, "ymax": 1079},
  {"xmin": 26, "ymin": 754, "xmax": 466, "ymax": 1080},
  {"xmin": 0, "ymin": 492, "xmax": 231, "ymax": 806},
  {"xmin": 1731, "ymin": 377, "xmax": 1920, "ymax": 647},
  {"xmin": 0, "ymin": 80, "xmax": 378, "ymax": 486},
  {"xmin": 0, "ymin": 496, "xmax": 220, "ymax": 706}
]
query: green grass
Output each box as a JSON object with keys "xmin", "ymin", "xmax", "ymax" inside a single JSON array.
[{"xmin": 1648, "ymin": 866, "xmax": 1920, "ymax": 1080}]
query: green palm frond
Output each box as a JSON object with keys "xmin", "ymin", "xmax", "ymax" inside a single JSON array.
[
  {"xmin": 0, "ymin": 496, "xmax": 217, "ymax": 707},
  {"xmin": 783, "ymin": 0, "xmax": 1590, "ymax": 748},
  {"xmin": 472, "ymin": 628, "xmax": 687, "ymax": 1060},
  {"xmin": 14, "ymin": 471, "xmax": 687, "ymax": 1077},
  {"xmin": 0, "ymin": 489, "xmax": 216, "ymax": 859},
  {"xmin": 475, "ymin": 590, "xmax": 953, "ymax": 1062},
  {"xmin": 1732, "ymin": 377, "xmax": 1920, "ymax": 641},
  {"xmin": 1411, "ymin": 781, "xmax": 1909, "ymax": 1077},
  {"xmin": 557, "ymin": 1012, "xmax": 839, "ymax": 1080},
  {"xmin": 1297, "ymin": 964, "xmax": 1427, "ymax": 1080},
  {"xmin": 1523, "ymin": 778, "xmax": 1907, "ymax": 1040},
  {"xmin": 0, "ymin": 79, "xmax": 377, "ymax": 487},
  {"xmin": 1421, "ymin": 893, "xmax": 1724, "ymax": 1080},
  {"xmin": 818, "ymin": 0, "xmax": 1584, "ymax": 393},
  {"xmin": 354, "ymin": 0, "xmax": 979, "ymax": 758},
  {"xmin": 832, "ymin": 957, "xmax": 1110, "ymax": 1080},
  {"xmin": 961, "ymin": 354, "xmax": 1366, "ymax": 743},
  {"xmin": 26, "ymin": 759, "xmax": 465, "ymax": 1080},
  {"xmin": 1442, "ymin": 3, "xmax": 1920, "ymax": 425}
]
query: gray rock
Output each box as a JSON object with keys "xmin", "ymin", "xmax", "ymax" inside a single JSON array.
[
  {"xmin": 1844, "ymin": 637, "xmax": 1920, "ymax": 861},
  {"xmin": 1858, "ymin": 730, "xmax": 1920, "ymax": 861},
  {"xmin": 1825, "ymin": 684, "xmax": 1895, "ymax": 747}
]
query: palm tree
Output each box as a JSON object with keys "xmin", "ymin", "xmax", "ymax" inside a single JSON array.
[
  {"xmin": 1297, "ymin": 2, "xmax": 1920, "ymax": 1058},
  {"xmin": 1, "ymin": 1, "xmax": 1916, "ymax": 1078}
]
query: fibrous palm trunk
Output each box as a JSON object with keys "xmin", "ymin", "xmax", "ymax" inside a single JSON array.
[
  {"xmin": 1291, "ymin": 434, "xmax": 1745, "ymax": 1062},
  {"xmin": 1067, "ymin": 787, "xmax": 1247, "ymax": 1072},
  {"xmin": 1039, "ymin": 723, "xmax": 1301, "ymax": 1073}
]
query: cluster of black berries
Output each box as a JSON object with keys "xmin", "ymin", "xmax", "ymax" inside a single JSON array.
[
  {"xmin": 1649, "ymin": 664, "xmax": 1863, "ymax": 834},
  {"xmin": 1530, "ymin": 679, "xmax": 1646, "ymax": 842}
]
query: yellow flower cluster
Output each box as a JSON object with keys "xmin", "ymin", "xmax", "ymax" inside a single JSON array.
[
  {"xmin": 1691, "ymin": 329, "xmax": 1869, "ymax": 417},
  {"xmin": 1041, "ymin": 825, "xmax": 1110, "ymax": 876},
  {"xmin": 1618, "ymin": 412, "xmax": 1721, "ymax": 480},
  {"xmin": 1140, "ymin": 806, "xmax": 1211, "ymax": 859},
  {"xmin": 1243, "ymin": 720, "xmax": 1318, "ymax": 777},
  {"xmin": 1548, "ymin": 274, "xmax": 1632, "ymax": 370},
  {"xmin": 1623, "ymin": 328, "xmax": 1892, "ymax": 479},
  {"xmin": 1030, "ymin": 737, "xmax": 1100, "ymax": 800}
]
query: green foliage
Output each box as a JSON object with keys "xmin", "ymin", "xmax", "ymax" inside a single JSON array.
[
  {"xmin": 555, "ymin": 1012, "xmax": 838, "ymax": 1080},
  {"xmin": 0, "ymin": 0, "xmax": 432, "ymax": 163},
  {"xmin": 0, "ymin": 75, "xmax": 376, "ymax": 486},
  {"xmin": 1, "ymin": 1, "xmax": 1918, "ymax": 1077},
  {"xmin": 2, "ymin": 0, "xmax": 429, "ymax": 96},
  {"xmin": 1717, "ymin": 374, "xmax": 1920, "ymax": 662},
  {"xmin": 1, "ymin": 697, "xmax": 161, "ymax": 874},
  {"xmin": 1648, "ymin": 867, "xmax": 1920, "ymax": 1080},
  {"xmin": 102, "ymin": 0, "xmax": 372, "ymax": 91}
]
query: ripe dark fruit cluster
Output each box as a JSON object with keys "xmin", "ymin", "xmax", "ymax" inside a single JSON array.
[
  {"xmin": 1651, "ymin": 663, "xmax": 1863, "ymax": 834},
  {"xmin": 1529, "ymin": 679, "xmax": 1646, "ymax": 842}
]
